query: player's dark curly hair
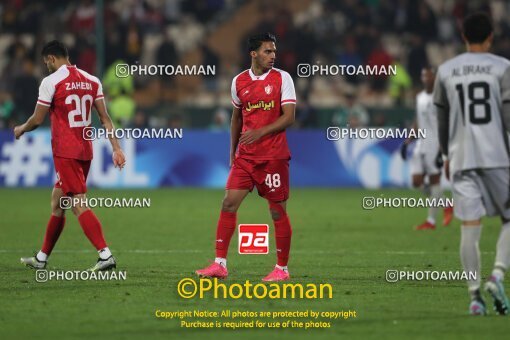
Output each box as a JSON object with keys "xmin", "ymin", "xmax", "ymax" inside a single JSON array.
[
  {"xmin": 41, "ymin": 40, "xmax": 69, "ymax": 58},
  {"xmin": 462, "ymin": 12, "xmax": 493, "ymax": 44},
  {"xmin": 247, "ymin": 33, "xmax": 276, "ymax": 52}
]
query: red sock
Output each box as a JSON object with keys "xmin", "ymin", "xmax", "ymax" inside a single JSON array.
[
  {"xmin": 269, "ymin": 202, "xmax": 292, "ymax": 266},
  {"xmin": 41, "ymin": 215, "xmax": 66, "ymax": 255},
  {"xmin": 78, "ymin": 210, "xmax": 107, "ymax": 250},
  {"xmin": 215, "ymin": 211, "xmax": 237, "ymax": 258},
  {"xmin": 274, "ymin": 215, "xmax": 292, "ymax": 266}
]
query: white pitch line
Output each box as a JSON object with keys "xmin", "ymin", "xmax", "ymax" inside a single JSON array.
[
  {"xmin": 0, "ymin": 249, "xmax": 203, "ymax": 254},
  {"xmin": 0, "ymin": 249, "xmax": 496, "ymax": 255}
]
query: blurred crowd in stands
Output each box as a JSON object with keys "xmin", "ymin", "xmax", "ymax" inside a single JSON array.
[{"xmin": 1, "ymin": 0, "xmax": 510, "ymax": 130}]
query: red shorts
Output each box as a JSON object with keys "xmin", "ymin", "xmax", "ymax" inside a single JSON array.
[
  {"xmin": 226, "ymin": 158, "xmax": 289, "ymax": 202},
  {"xmin": 54, "ymin": 156, "xmax": 91, "ymax": 196}
]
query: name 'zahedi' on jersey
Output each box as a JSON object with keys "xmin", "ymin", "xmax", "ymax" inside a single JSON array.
[{"xmin": 65, "ymin": 82, "xmax": 93, "ymax": 91}]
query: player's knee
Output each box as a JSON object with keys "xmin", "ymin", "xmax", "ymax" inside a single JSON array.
[
  {"xmin": 71, "ymin": 205, "xmax": 89, "ymax": 216},
  {"xmin": 51, "ymin": 201, "xmax": 65, "ymax": 217},
  {"xmin": 429, "ymin": 174, "xmax": 441, "ymax": 185},
  {"xmin": 462, "ymin": 219, "xmax": 481, "ymax": 226},
  {"xmin": 70, "ymin": 194, "xmax": 89, "ymax": 216},
  {"xmin": 270, "ymin": 208, "xmax": 281, "ymax": 220},
  {"xmin": 221, "ymin": 197, "xmax": 239, "ymax": 213},
  {"xmin": 269, "ymin": 201, "xmax": 286, "ymax": 221},
  {"xmin": 412, "ymin": 176, "xmax": 423, "ymax": 188}
]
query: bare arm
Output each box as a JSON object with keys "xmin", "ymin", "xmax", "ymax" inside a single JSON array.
[
  {"xmin": 501, "ymin": 66, "xmax": 510, "ymax": 133},
  {"xmin": 238, "ymin": 104, "xmax": 296, "ymax": 145},
  {"xmin": 93, "ymin": 98, "xmax": 126, "ymax": 169},
  {"xmin": 261, "ymin": 103, "xmax": 296, "ymax": 135},
  {"xmin": 433, "ymin": 69, "xmax": 450, "ymax": 178},
  {"xmin": 230, "ymin": 106, "xmax": 242, "ymax": 166},
  {"xmin": 436, "ymin": 103, "xmax": 449, "ymax": 156},
  {"xmin": 436, "ymin": 103, "xmax": 450, "ymax": 178},
  {"xmin": 399, "ymin": 118, "xmax": 417, "ymax": 160},
  {"xmin": 503, "ymin": 102, "xmax": 510, "ymax": 131},
  {"xmin": 432, "ymin": 69, "xmax": 449, "ymax": 156},
  {"xmin": 404, "ymin": 119, "xmax": 418, "ymax": 145},
  {"xmin": 13, "ymin": 104, "xmax": 49, "ymax": 139}
]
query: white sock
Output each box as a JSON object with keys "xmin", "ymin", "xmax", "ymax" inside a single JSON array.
[
  {"xmin": 493, "ymin": 221, "xmax": 510, "ymax": 281},
  {"xmin": 427, "ymin": 184, "xmax": 442, "ymax": 225},
  {"xmin": 492, "ymin": 267, "xmax": 505, "ymax": 282},
  {"xmin": 460, "ymin": 224, "xmax": 482, "ymax": 291},
  {"xmin": 215, "ymin": 257, "xmax": 227, "ymax": 267},
  {"xmin": 276, "ymin": 265, "xmax": 288, "ymax": 272},
  {"xmin": 99, "ymin": 247, "xmax": 112, "ymax": 260},
  {"xmin": 36, "ymin": 251, "xmax": 48, "ymax": 262}
]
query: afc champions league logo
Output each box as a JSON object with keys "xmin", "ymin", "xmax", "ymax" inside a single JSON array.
[{"xmin": 264, "ymin": 84, "xmax": 273, "ymax": 95}]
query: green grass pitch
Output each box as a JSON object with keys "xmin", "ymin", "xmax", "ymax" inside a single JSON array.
[{"xmin": 0, "ymin": 188, "xmax": 508, "ymax": 339}]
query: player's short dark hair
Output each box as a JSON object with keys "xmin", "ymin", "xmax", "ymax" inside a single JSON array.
[
  {"xmin": 41, "ymin": 40, "xmax": 69, "ymax": 58},
  {"xmin": 462, "ymin": 12, "xmax": 493, "ymax": 44},
  {"xmin": 247, "ymin": 33, "xmax": 276, "ymax": 52}
]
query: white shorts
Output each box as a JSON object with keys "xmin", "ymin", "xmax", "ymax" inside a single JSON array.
[
  {"xmin": 451, "ymin": 168, "xmax": 510, "ymax": 221},
  {"xmin": 410, "ymin": 149, "xmax": 441, "ymax": 176}
]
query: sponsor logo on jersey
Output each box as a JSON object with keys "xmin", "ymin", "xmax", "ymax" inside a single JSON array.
[{"xmin": 245, "ymin": 100, "xmax": 274, "ymax": 112}]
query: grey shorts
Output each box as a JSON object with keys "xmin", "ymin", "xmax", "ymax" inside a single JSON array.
[{"xmin": 451, "ymin": 168, "xmax": 510, "ymax": 220}]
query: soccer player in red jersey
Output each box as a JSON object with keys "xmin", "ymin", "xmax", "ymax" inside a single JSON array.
[
  {"xmin": 196, "ymin": 33, "xmax": 296, "ymax": 281},
  {"xmin": 14, "ymin": 40, "xmax": 126, "ymax": 271}
]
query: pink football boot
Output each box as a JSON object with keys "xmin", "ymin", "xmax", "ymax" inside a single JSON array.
[
  {"xmin": 196, "ymin": 262, "xmax": 228, "ymax": 279},
  {"xmin": 262, "ymin": 266, "xmax": 290, "ymax": 282}
]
